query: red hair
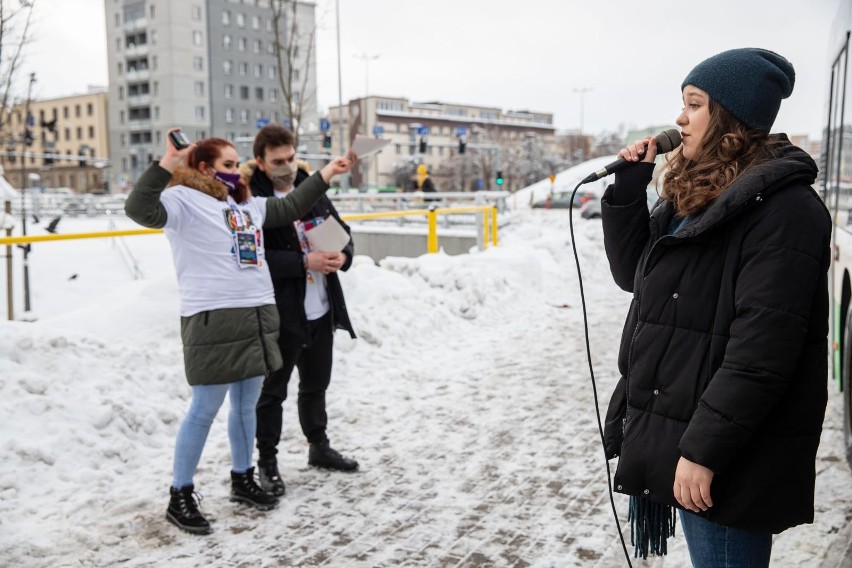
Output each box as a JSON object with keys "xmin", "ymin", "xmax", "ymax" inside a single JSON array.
[{"xmin": 187, "ymin": 138, "xmax": 250, "ymax": 203}]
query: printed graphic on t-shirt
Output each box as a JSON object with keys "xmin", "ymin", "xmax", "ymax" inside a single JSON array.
[{"xmin": 223, "ymin": 207, "xmax": 255, "ymax": 231}]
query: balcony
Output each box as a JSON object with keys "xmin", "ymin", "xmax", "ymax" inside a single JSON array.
[
  {"xmin": 125, "ymin": 69, "xmax": 150, "ymax": 82},
  {"xmin": 127, "ymin": 94, "xmax": 151, "ymax": 106},
  {"xmin": 124, "ymin": 44, "xmax": 149, "ymax": 58},
  {"xmin": 124, "ymin": 18, "xmax": 147, "ymax": 33},
  {"xmin": 128, "ymin": 119, "xmax": 152, "ymax": 130}
]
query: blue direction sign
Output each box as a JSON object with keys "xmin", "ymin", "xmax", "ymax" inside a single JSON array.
[
  {"xmin": 417, "ymin": 125, "xmax": 429, "ymax": 136},
  {"xmin": 320, "ymin": 118, "xmax": 331, "ymax": 132},
  {"xmin": 282, "ymin": 117, "xmax": 291, "ymax": 128},
  {"xmin": 456, "ymin": 127, "xmax": 468, "ymax": 137},
  {"xmin": 256, "ymin": 117, "xmax": 270, "ymax": 129},
  {"xmin": 372, "ymin": 125, "xmax": 384, "ymax": 137}
]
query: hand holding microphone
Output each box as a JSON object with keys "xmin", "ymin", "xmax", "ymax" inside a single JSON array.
[{"xmin": 581, "ymin": 128, "xmax": 681, "ymax": 184}]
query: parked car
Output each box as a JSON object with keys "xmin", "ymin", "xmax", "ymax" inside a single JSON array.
[
  {"xmin": 531, "ymin": 190, "xmax": 596, "ymax": 209},
  {"xmin": 580, "ymin": 199, "xmax": 602, "ymax": 219}
]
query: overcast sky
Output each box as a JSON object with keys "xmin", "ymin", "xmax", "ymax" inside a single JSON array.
[{"xmin": 15, "ymin": 0, "xmax": 844, "ymax": 139}]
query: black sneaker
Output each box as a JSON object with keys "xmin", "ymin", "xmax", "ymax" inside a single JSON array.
[
  {"xmin": 308, "ymin": 442, "xmax": 359, "ymax": 472},
  {"xmin": 230, "ymin": 467, "xmax": 279, "ymax": 510},
  {"xmin": 166, "ymin": 485, "xmax": 211, "ymax": 535},
  {"xmin": 257, "ymin": 459, "xmax": 286, "ymax": 496}
]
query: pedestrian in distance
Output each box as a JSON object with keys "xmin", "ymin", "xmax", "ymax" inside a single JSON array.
[
  {"xmin": 124, "ymin": 129, "xmax": 353, "ymax": 535},
  {"xmin": 241, "ymin": 124, "xmax": 358, "ymax": 498},
  {"xmin": 600, "ymin": 48, "xmax": 831, "ymax": 567}
]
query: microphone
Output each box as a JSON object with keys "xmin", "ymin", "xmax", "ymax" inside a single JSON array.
[{"xmin": 580, "ymin": 128, "xmax": 682, "ymax": 184}]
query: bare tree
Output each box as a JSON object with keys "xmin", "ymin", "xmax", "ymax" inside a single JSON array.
[
  {"xmin": 269, "ymin": 0, "xmax": 316, "ymax": 146},
  {"xmin": 0, "ymin": 0, "xmax": 36, "ymax": 135}
]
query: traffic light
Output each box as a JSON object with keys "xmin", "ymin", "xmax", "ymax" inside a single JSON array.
[
  {"xmin": 23, "ymin": 128, "xmax": 34, "ymax": 146},
  {"xmin": 458, "ymin": 137, "xmax": 467, "ymax": 155},
  {"xmin": 419, "ymin": 137, "xmax": 427, "ymax": 153},
  {"xmin": 495, "ymin": 170, "xmax": 504, "ymax": 186},
  {"xmin": 322, "ymin": 133, "xmax": 332, "ymax": 149}
]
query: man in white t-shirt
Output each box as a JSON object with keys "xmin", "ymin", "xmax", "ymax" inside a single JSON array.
[{"xmin": 245, "ymin": 125, "xmax": 358, "ymax": 497}]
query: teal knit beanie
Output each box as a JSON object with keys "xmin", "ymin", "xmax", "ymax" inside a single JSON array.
[{"xmin": 681, "ymin": 48, "xmax": 795, "ymax": 132}]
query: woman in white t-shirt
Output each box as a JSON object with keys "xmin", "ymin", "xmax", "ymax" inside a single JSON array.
[{"xmin": 125, "ymin": 130, "xmax": 352, "ymax": 535}]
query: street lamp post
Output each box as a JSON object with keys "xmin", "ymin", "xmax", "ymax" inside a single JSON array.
[
  {"xmin": 19, "ymin": 72, "xmax": 36, "ymax": 315},
  {"xmin": 573, "ymin": 86, "xmax": 592, "ymax": 161},
  {"xmin": 335, "ymin": 0, "xmax": 349, "ymax": 190},
  {"xmin": 353, "ymin": 52, "xmax": 379, "ymax": 98}
]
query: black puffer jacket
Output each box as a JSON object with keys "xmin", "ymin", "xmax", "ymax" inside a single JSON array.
[
  {"xmin": 601, "ymin": 139, "xmax": 831, "ymax": 533},
  {"xmin": 248, "ymin": 164, "xmax": 356, "ymax": 343}
]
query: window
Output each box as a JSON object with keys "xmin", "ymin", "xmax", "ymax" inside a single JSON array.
[
  {"xmin": 116, "ymin": 38, "xmax": 122, "ymax": 52},
  {"xmin": 224, "ymin": 84, "xmax": 233, "ymax": 98},
  {"xmin": 64, "ymin": 127, "xmax": 71, "ymax": 140},
  {"xmin": 121, "ymin": 134, "xmax": 127, "ymax": 147},
  {"xmin": 195, "ymin": 106, "xmax": 205, "ymax": 120},
  {"xmin": 267, "ymin": 42, "xmax": 275, "ymax": 55},
  {"xmin": 88, "ymin": 126, "xmax": 95, "ymax": 138},
  {"xmin": 150, "ymin": 4, "xmax": 155, "ymax": 18},
  {"xmin": 151, "ymin": 30, "xmax": 158, "ymax": 45},
  {"xmin": 152, "ymin": 55, "xmax": 158, "ymax": 70},
  {"xmin": 236, "ymin": 13, "xmax": 245, "ymax": 27},
  {"xmin": 77, "ymin": 127, "xmax": 82, "ymax": 139},
  {"xmin": 155, "ymin": 106, "xmax": 160, "ymax": 119},
  {"xmin": 293, "ymin": 45, "xmax": 299, "ymax": 58},
  {"xmin": 269, "ymin": 88, "xmax": 277, "ymax": 103},
  {"xmin": 222, "ymin": 10, "xmax": 231, "ymax": 25},
  {"xmin": 195, "ymin": 81, "xmax": 205, "ymax": 96},
  {"xmin": 238, "ymin": 62, "xmax": 248, "ymax": 76},
  {"xmin": 252, "ymin": 15, "xmax": 260, "ymax": 29},
  {"xmin": 156, "ymin": 131, "xmax": 162, "ymax": 145},
  {"xmin": 114, "ymin": 13, "xmax": 120, "ymax": 27},
  {"xmin": 240, "ymin": 86, "xmax": 249, "ymax": 100},
  {"xmin": 268, "ymin": 66, "xmax": 276, "ymax": 80},
  {"xmin": 193, "ymin": 31, "xmax": 203, "ymax": 47},
  {"xmin": 223, "ymin": 60, "xmax": 232, "ymax": 75},
  {"xmin": 225, "ymin": 108, "xmax": 234, "ymax": 123},
  {"xmin": 63, "ymin": 106, "xmax": 69, "ymax": 119},
  {"xmin": 193, "ymin": 57, "xmax": 203, "ymax": 71},
  {"xmin": 238, "ymin": 37, "xmax": 246, "ymax": 52},
  {"xmin": 293, "ymin": 68, "xmax": 299, "ymax": 81},
  {"xmin": 118, "ymin": 62, "xmax": 123, "ymax": 75},
  {"xmin": 256, "ymin": 87, "xmax": 263, "ymax": 101},
  {"xmin": 239, "ymin": 109, "xmax": 248, "ymax": 124},
  {"xmin": 119, "ymin": 86, "xmax": 124, "ymax": 100},
  {"xmin": 253, "ymin": 39, "xmax": 261, "ymax": 54},
  {"xmin": 191, "ymin": 5, "xmax": 202, "ymax": 20},
  {"xmin": 75, "ymin": 105, "xmax": 81, "ymax": 117},
  {"xmin": 223, "ymin": 34, "xmax": 232, "ymax": 50},
  {"xmin": 254, "ymin": 63, "xmax": 262, "ymax": 78},
  {"xmin": 153, "ymin": 81, "xmax": 159, "ymax": 95}
]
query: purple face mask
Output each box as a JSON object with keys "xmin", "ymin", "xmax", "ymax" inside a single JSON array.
[{"xmin": 214, "ymin": 171, "xmax": 241, "ymax": 195}]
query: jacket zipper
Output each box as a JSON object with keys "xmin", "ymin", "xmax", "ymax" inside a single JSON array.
[{"xmin": 255, "ymin": 307, "xmax": 273, "ymax": 373}]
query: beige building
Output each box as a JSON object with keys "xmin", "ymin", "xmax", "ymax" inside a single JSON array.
[
  {"xmin": 1, "ymin": 89, "xmax": 110, "ymax": 193},
  {"xmin": 327, "ymin": 96, "xmax": 557, "ymax": 191}
]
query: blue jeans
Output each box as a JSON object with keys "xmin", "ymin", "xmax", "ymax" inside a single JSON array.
[
  {"xmin": 680, "ymin": 510, "xmax": 772, "ymax": 568},
  {"xmin": 172, "ymin": 376, "xmax": 263, "ymax": 489}
]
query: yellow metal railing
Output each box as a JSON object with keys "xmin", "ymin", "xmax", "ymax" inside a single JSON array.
[{"xmin": 0, "ymin": 206, "xmax": 500, "ymax": 253}]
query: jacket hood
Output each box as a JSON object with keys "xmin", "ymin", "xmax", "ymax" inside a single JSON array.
[
  {"xmin": 653, "ymin": 136, "xmax": 821, "ymax": 238},
  {"xmin": 167, "ymin": 166, "xmax": 228, "ymax": 201}
]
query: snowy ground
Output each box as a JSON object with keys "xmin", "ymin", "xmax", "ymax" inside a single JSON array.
[{"xmin": 1, "ymin": 210, "xmax": 851, "ymax": 567}]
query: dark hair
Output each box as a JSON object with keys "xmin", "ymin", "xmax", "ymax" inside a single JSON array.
[
  {"xmin": 253, "ymin": 124, "xmax": 296, "ymax": 161},
  {"xmin": 188, "ymin": 137, "xmax": 250, "ymax": 203},
  {"xmin": 662, "ymin": 100, "xmax": 783, "ymax": 216}
]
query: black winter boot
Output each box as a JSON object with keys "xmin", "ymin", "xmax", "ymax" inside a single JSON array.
[
  {"xmin": 257, "ymin": 458, "xmax": 286, "ymax": 496},
  {"xmin": 308, "ymin": 442, "xmax": 359, "ymax": 472},
  {"xmin": 166, "ymin": 485, "xmax": 211, "ymax": 535},
  {"xmin": 230, "ymin": 467, "xmax": 279, "ymax": 510}
]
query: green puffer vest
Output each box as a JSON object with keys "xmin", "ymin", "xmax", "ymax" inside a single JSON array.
[{"xmin": 180, "ymin": 305, "xmax": 283, "ymax": 385}]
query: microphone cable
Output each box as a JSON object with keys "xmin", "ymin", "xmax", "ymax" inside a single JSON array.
[{"xmin": 567, "ymin": 180, "xmax": 634, "ymax": 568}]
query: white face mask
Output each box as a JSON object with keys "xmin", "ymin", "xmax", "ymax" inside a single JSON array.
[{"xmin": 266, "ymin": 161, "xmax": 298, "ymax": 190}]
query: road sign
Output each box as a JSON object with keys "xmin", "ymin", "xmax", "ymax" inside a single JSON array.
[
  {"xmin": 320, "ymin": 118, "xmax": 330, "ymax": 132},
  {"xmin": 256, "ymin": 118, "xmax": 270, "ymax": 129},
  {"xmin": 372, "ymin": 125, "xmax": 384, "ymax": 137},
  {"xmin": 282, "ymin": 117, "xmax": 291, "ymax": 128},
  {"xmin": 417, "ymin": 126, "xmax": 429, "ymax": 136},
  {"xmin": 549, "ymin": 174, "xmax": 556, "ymax": 183},
  {"xmin": 456, "ymin": 127, "xmax": 467, "ymax": 137}
]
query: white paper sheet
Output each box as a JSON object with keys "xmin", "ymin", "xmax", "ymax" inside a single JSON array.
[
  {"xmin": 350, "ymin": 135, "xmax": 391, "ymax": 159},
  {"xmin": 305, "ymin": 215, "xmax": 350, "ymax": 252}
]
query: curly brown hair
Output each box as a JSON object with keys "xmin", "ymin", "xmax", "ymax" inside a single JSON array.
[{"xmin": 662, "ymin": 100, "xmax": 784, "ymax": 216}]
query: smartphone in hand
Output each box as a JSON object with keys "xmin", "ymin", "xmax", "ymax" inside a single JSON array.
[{"xmin": 168, "ymin": 130, "xmax": 191, "ymax": 150}]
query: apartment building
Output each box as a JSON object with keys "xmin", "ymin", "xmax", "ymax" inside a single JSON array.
[
  {"xmin": 1, "ymin": 89, "xmax": 109, "ymax": 193},
  {"xmin": 327, "ymin": 96, "xmax": 557, "ymax": 191},
  {"xmin": 105, "ymin": 0, "xmax": 318, "ymax": 186}
]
